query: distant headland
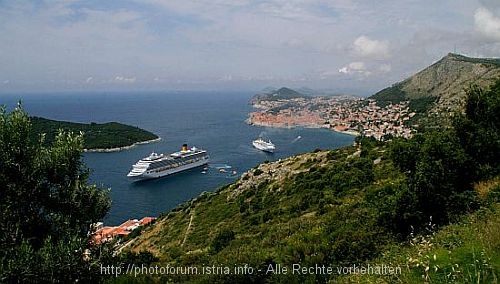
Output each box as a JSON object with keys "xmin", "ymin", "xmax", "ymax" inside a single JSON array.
[
  {"xmin": 247, "ymin": 87, "xmax": 415, "ymax": 140},
  {"xmin": 30, "ymin": 117, "xmax": 159, "ymax": 152}
]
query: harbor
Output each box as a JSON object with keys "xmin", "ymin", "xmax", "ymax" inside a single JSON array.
[{"xmin": 5, "ymin": 92, "xmax": 355, "ymax": 226}]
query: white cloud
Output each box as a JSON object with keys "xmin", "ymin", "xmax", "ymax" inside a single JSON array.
[
  {"xmin": 353, "ymin": 36, "xmax": 390, "ymax": 59},
  {"xmin": 337, "ymin": 67, "xmax": 349, "ymax": 74},
  {"xmin": 337, "ymin": 61, "xmax": 393, "ymax": 77},
  {"xmin": 339, "ymin": 61, "xmax": 368, "ymax": 75},
  {"xmin": 475, "ymin": 7, "xmax": 500, "ymax": 41},
  {"xmin": 114, "ymin": 76, "xmax": 136, "ymax": 83}
]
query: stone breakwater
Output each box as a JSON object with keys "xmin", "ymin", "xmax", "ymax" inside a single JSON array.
[{"xmin": 83, "ymin": 137, "xmax": 161, "ymax": 153}]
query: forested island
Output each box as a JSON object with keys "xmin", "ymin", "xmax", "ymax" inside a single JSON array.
[{"xmin": 30, "ymin": 117, "xmax": 159, "ymax": 151}]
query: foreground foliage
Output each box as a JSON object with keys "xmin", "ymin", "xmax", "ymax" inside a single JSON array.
[{"xmin": 0, "ymin": 105, "xmax": 112, "ymax": 283}]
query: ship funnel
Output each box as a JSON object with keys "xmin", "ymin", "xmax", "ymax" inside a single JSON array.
[{"xmin": 182, "ymin": 144, "xmax": 188, "ymax": 151}]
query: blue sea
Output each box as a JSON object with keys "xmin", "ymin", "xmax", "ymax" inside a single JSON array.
[{"xmin": 2, "ymin": 91, "xmax": 354, "ymax": 225}]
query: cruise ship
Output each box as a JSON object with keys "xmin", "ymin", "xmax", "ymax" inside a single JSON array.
[
  {"xmin": 127, "ymin": 144, "xmax": 209, "ymax": 181},
  {"xmin": 252, "ymin": 137, "xmax": 276, "ymax": 153}
]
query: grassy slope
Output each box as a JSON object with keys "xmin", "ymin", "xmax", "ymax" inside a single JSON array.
[
  {"xmin": 338, "ymin": 201, "xmax": 500, "ymax": 283},
  {"xmin": 31, "ymin": 117, "xmax": 158, "ymax": 150},
  {"xmin": 114, "ymin": 140, "xmax": 500, "ymax": 283}
]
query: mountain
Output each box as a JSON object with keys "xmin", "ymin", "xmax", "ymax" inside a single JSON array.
[
  {"xmin": 371, "ymin": 53, "xmax": 500, "ymax": 114},
  {"xmin": 250, "ymin": 87, "xmax": 310, "ymax": 103}
]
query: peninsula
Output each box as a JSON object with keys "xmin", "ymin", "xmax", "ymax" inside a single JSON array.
[
  {"xmin": 247, "ymin": 87, "xmax": 415, "ymax": 140},
  {"xmin": 30, "ymin": 117, "xmax": 159, "ymax": 151}
]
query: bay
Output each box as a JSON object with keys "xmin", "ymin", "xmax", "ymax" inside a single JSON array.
[{"xmin": 1, "ymin": 91, "xmax": 355, "ymax": 225}]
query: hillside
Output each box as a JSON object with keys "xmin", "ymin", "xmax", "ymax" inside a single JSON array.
[
  {"xmin": 125, "ymin": 145, "xmax": 398, "ymax": 283},
  {"xmin": 371, "ymin": 53, "xmax": 500, "ymax": 115},
  {"xmin": 250, "ymin": 87, "xmax": 310, "ymax": 103},
  {"xmin": 118, "ymin": 134, "xmax": 500, "ymax": 283},
  {"xmin": 109, "ymin": 74, "xmax": 500, "ymax": 284},
  {"xmin": 30, "ymin": 117, "xmax": 159, "ymax": 150}
]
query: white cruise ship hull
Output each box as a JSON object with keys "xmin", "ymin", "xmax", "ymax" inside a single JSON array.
[
  {"xmin": 128, "ymin": 158, "xmax": 209, "ymax": 181},
  {"xmin": 252, "ymin": 141, "xmax": 275, "ymax": 153}
]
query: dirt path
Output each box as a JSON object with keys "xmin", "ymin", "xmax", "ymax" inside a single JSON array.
[{"xmin": 181, "ymin": 209, "xmax": 195, "ymax": 247}]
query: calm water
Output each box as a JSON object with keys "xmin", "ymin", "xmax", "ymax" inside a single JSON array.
[{"xmin": 2, "ymin": 92, "xmax": 354, "ymax": 225}]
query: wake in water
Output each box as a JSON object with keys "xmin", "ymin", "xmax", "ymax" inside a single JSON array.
[
  {"xmin": 212, "ymin": 164, "xmax": 232, "ymax": 170},
  {"xmin": 291, "ymin": 135, "xmax": 302, "ymax": 143},
  {"xmin": 203, "ymin": 164, "xmax": 238, "ymax": 178}
]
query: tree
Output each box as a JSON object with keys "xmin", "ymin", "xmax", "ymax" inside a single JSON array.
[
  {"xmin": 453, "ymin": 81, "xmax": 500, "ymax": 179},
  {"xmin": 386, "ymin": 79, "xmax": 500, "ymax": 236},
  {"xmin": 388, "ymin": 130, "xmax": 479, "ymax": 235},
  {"xmin": 0, "ymin": 104, "xmax": 111, "ymax": 283}
]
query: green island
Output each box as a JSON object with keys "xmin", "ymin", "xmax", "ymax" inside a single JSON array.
[
  {"xmin": 30, "ymin": 116, "xmax": 159, "ymax": 151},
  {"xmin": 1, "ymin": 53, "xmax": 499, "ymax": 283}
]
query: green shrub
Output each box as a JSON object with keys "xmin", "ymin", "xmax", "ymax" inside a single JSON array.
[
  {"xmin": 211, "ymin": 229, "xmax": 235, "ymax": 253},
  {"xmin": 253, "ymin": 168, "xmax": 264, "ymax": 176}
]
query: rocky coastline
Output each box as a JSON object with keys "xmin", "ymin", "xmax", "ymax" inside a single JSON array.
[
  {"xmin": 246, "ymin": 117, "xmax": 359, "ymax": 136},
  {"xmin": 83, "ymin": 137, "xmax": 161, "ymax": 153}
]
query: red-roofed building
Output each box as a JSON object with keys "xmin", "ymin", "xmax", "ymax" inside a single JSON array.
[
  {"xmin": 91, "ymin": 216, "xmax": 156, "ymax": 244},
  {"xmin": 140, "ymin": 217, "xmax": 155, "ymax": 226}
]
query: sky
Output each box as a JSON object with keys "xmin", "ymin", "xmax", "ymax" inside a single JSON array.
[{"xmin": 1, "ymin": 0, "xmax": 499, "ymax": 95}]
